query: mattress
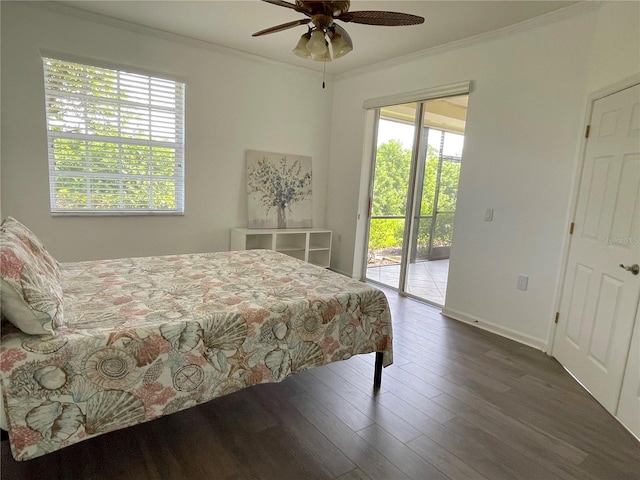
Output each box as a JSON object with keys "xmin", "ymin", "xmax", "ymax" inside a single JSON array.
[{"xmin": 0, "ymin": 249, "xmax": 393, "ymax": 460}]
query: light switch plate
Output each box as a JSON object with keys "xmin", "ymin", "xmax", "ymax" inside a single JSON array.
[
  {"xmin": 517, "ymin": 275, "xmax": 529, "ymax": 291},
  {"xmin": 484, "ymin": 208, "xmax": 494, "ymax": 221}
]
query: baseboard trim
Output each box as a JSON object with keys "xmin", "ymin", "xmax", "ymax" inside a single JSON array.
[
  {"xmin": 441, "ymin": 307, "xmax": 547, "ymax": 352},
  {"xmin": 329, "ymin": 267, "xmax": 356, "ymax": 278}
]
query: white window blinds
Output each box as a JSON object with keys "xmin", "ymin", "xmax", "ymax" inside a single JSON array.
[{"xmin": 43, "ymin": 57, "xmax": 185, "ymax": 215}]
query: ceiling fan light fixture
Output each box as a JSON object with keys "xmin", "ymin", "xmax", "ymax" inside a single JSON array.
[
  {"xmin": 329, "ymin": 33, "xmax": 352, "ymax": 59},
  {"xmin": 312, "ymin": 47, "xmax": 332, "ymax": 62},
  {"xmin": 293, "ymin": 31, "xmax": 312, "ymax": 58},
  {"xmin": 306, "ymin": 29, "xmax": 328, "ymax": 55}
]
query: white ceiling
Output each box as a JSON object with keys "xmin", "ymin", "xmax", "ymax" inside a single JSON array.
[{"xmin": 58, "ymin": 1, "xmax": 580, "ymax": 76}]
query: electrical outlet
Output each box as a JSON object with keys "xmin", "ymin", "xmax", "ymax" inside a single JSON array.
[{"xmin": 517, "ymin": 275, "xmax": 528, "ymax": 291}]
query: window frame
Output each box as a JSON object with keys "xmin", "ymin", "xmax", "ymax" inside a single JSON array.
[{"xmin": 43, "ymin": 56, "xmax": 186, "ymax": 216}]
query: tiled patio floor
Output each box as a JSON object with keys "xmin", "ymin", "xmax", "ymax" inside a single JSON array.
[{"xmin": 366, "ymin": 259, "xmax": 449, "ymax": 305}]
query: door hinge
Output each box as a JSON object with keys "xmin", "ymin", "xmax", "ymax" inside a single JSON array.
[
  {"xmin": 555, "ymin": 312, "xmax": 559, "ymax": 324},
  {"xmin": 569, "ymin": 222, "xmax": 574, "ymax": 235},
  {"xmin": 585, "ymin": 125, "xmax": 590, "ymax": 138},
  {"xmin": 367, "ymin": 198, "xmax": 372, "ymax": 218}
]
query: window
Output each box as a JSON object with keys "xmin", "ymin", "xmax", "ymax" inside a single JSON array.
[{"xmin": 43, "ymin": 57, "xmax": 185, "ymax": 215}]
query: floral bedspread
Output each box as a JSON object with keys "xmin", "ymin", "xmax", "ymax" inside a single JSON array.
[{"xmin": 0, "ymin": 250, "xmax": 393, "ymax": 461}]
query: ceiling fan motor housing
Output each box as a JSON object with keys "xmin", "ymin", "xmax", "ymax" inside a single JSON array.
[
  {"xmin": 296, "ymin": 1, "xmax": 351, "ymax": 17},
  {"xmin": 311, "ymin": 14, "xmax": 334, "ymax": 31}
]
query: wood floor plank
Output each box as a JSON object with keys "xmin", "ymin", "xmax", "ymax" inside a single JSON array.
[
  {"xmin": 406, "ymin": 434, "xmax": 488, "ymax": 480},
  {"xmin": 577, "ymin": 449, "xmax": 640, "ymax": 480},
  {"xmin": 381, "ymin": 363, "xmax": 446, "ymax": 398},
  {"xmin": 335, "ymin": 468, "xmax": 372, "ymax": 480},
  {"xmin": 309, "ymin": 366, "xmax": 423, "ymax": 444},
  {"xmin": 436, "ymin": 394, "xmax": 593, "ymax": 480},
  {"xmin": 356, "ymin": 424, "xmax": 449, "ymax": 480},
  {"xmin": 242, "ymin": 424, "xmax": 332, "ymax": 480},
  {"xmin": 350, "ymin": 361, "xmax": 455, "ymax": 424},
  {"xmin": 289, "ymin": 392, "xmax": 410, "ymax": 480},
  {"xmin": 470, "ymin": 375, "xmax": 638, "ymax": 457},
  {"xmin": 277, "ymin": 374, "xmax": 308, "ymax": 397},
  {"xmin": 151, "ymin": 404, "xmax": 245, "ymax": 479},
  {"xmin": 482, "ymin": 349, "xmax": 586, "ymax": 394},
  {"xmin": 254, "ymin": 382, "xmax": 356, "ymax": 478},
  {"xmin": 374, "ymin": 391, "xmax": 451, "ymax": 436},
  {"xmin": 324, "ymin": 357, "xmax": 389, "ymax": 395},
  {"xmin": 393, "ymin": 330, "xmax": 533, "ymax": 382},
  {"xmin": 434, "ymin": 416, "xmax": 573, "ymax": 480},
  {"xmin": 430, "ymin": 392, "xmax": 589, "ymax": 467},
  {"xmin": 442, "ymin": 370, "xmax": 512, "ymax": 394},
  {"xmin": 399, "ymin": 360, "xmax": 485, "ymax": 399},
  {"xmin": 289, "ymin": 371, "xmax": 376, "ymax": 432}
]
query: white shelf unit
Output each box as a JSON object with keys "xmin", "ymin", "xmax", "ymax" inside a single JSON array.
[{"xmin": 230, "ymin": 228, "xmax": 332, "ymax": 268}]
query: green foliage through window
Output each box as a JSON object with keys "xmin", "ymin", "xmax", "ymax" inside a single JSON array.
[
  {"xmin": 43, "ymin": 58, "xmax": 185, "ymax": 214},
  {"xmin": 369, "ymin": 136, "xmax": 462, "ymax": 253}
]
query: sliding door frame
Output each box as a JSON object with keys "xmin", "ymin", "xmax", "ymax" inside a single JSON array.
[
  {"xmin": 360, "ymin": 81, "xmax": 472, "ymax": 300},
  {"xmin": 397, "ymin": 102, "xmax": 425, "ymax": 294}
]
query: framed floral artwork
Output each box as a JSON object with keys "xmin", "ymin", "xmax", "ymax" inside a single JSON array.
[{"xmin": 246, "ymin": 150, "xmax": 313, "ymax": 229}]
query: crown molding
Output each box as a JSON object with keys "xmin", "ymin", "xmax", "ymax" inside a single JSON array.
[
  {"xmin": 335, "ymin": 1, "xmax": 601, "ymax": 81},
  {"xmin": 23, "ymin": 1, "xmax": 331, "ymax": 81}
]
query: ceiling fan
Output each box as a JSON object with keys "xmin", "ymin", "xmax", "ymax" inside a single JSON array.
[{"xmin": 253, "ymin": 0, "xmax": 425, "ymax": 62}]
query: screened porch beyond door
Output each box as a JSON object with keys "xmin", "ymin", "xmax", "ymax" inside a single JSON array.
[{"xmin": 367, "ymin": 259, "xmax": 449, "ymax": 306}]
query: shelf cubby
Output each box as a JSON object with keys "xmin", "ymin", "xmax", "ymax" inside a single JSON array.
[{"xmin": 230, "ymin": 227, "xmax": 332, "ymax": 268}]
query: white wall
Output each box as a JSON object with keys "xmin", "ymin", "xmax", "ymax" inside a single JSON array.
[
  {"xmin": 586, "ymin": 1, "xmax": 640, "ymax": 93},
  {"xmin": 326, "ymin": 2, "xmax": 640, "ymax": 349},
  {"xmin": 0, "ymin": 2, "xmax": 333, "ymax": 262}
]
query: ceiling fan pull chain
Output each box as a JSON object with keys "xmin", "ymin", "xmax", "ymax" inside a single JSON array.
[{"xmin": 322, "ymin": 60, "xmax": 326, "ymax": 89}]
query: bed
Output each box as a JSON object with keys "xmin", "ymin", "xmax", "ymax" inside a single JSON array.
[{"xmin": 0, "ymin": 218, "xmax": 393, "ymax": 461}]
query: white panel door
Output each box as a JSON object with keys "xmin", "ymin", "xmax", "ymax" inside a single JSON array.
[
  {"xmin": 617, "ymin": 307, "xmax": 640, "ymax": 438},
  {"xmin": 553, "ymin": 83, "xmax": 640, "ymax": 414}
]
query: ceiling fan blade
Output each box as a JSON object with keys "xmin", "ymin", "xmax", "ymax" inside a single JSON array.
[
  {"xmin": 252, "ymin": 18, "xmax": 311, "ymax": 37},
  {"xmin": 261, "ymin": 0, "xmax": 299, "ymax": 11},
  {"xmin": 338, "ymin": 11, "xmax": 424, "ymax": 26},
  {"xmin": 332, "ymin": 23, "xmax": 352, "ymax": 48},
  {"xmin": 261, "ymin": 0, "xmax": 313, "ymax": 16}
]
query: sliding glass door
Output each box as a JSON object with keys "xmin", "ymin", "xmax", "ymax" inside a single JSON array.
[
  {"xmin": 365, "ymin": 95, "xmax": 468, "ymax": 306},
  {"xmin": 365, "ymin": 103, "xmax": 417, "ymax": 290}
]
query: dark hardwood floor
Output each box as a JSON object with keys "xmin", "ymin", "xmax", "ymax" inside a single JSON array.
[{"xmin": 2, "ymin": 289, "xmax": 639, "ymax": 479}]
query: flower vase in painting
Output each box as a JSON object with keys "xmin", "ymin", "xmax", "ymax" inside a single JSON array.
[{"xmin": 246, "ymin": 150, "xmax": 312, "ymax": 229}]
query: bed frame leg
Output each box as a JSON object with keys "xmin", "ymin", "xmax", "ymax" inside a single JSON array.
[
  {"xmin": 1, "ymin": 429, "xmax": 8, "ymax": 442},
  {"xmin": 373, "ymin": 352, "xmax": 383, "ymax": 390}
]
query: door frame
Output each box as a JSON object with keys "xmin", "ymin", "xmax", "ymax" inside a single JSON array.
[{"xmin": 548, "ymin": 73, "xmax": 640, "ymax": 354}]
